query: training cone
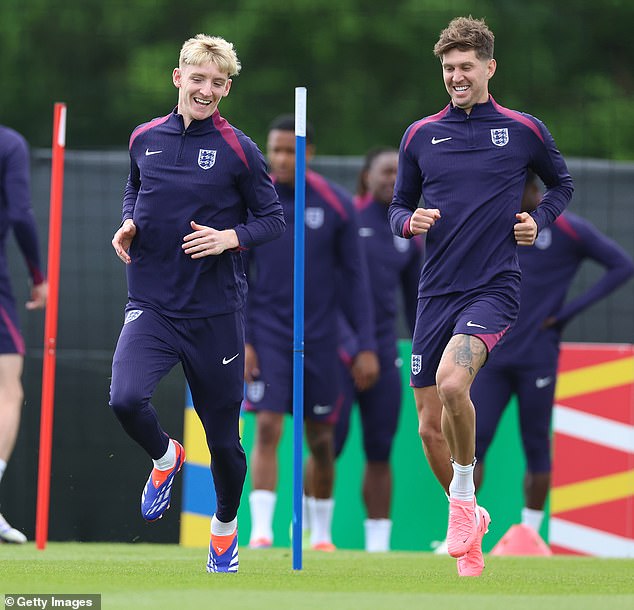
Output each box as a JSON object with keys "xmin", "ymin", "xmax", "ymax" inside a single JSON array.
[{"xmin": 490, "ymin": 524, "xmax": 552, "ymax": 556}]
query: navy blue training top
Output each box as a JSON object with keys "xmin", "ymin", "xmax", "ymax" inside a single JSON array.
[
  {"xmin": 122, "ymin": 109, "xmax": 285, "ymax": 317},
  {"xmin": 0, "ymin": 125, "xmax": 45, "ymax": 302},
  {"xmin": 339, "ymin": 194, "xmax": 423, "ymax": 366},
  {"xmin": 491, "ymin": 211, "xmax": 634, "ymax": 365},
  {"xmin": 246, "ymin": 170, "xmax": 376, "ymax": 352},
  {"xmin": 389, "ymin": 96, "xmax": 574, "ymax": 298}
]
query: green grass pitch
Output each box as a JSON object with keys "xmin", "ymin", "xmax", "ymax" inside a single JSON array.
[{"xmin": 1, "ymin": 543, "xmax": 633, "ymax": 610}]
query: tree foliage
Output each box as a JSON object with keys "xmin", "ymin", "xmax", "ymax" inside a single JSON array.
[{"xmin": 2, "ymin": 0, "xmax": 633, "ymax": 159}]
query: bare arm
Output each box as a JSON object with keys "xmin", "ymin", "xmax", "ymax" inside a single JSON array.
[{"xmin": 244, "ymin": 343, "xmax": 260, "ymax": 383}]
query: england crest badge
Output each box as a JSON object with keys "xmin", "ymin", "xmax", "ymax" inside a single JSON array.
[
  {"xmin": 198, "ymin": 149, "xmax": 217, "ymax": 170},
  {"xmin": 535, "ymin": 227, "xmax": 552, "ymax": 250},
  {"xmin": 393, "ymin": 235, "xmax": 410, "ymax": 253},
  {"xmin": 305, "ymin": 207, "xmax": 324, "ymax": 229},
  {"xmin": 411, "ymin": 354, "xmax": 422, "ymax": 375},
  {"xmin": 124, "ymin": 309, "xmax": 143, "ymax": 324},
  {"xmin": 490, "ymin": 128, "xmax": 509, "ymax": 147},
  {"xmin": 247, "ymin": 381, "xmax": 265, "ymax": 403}
]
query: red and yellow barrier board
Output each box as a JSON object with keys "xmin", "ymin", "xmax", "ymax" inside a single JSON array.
[{"xmin": 549, "ymin": 343, "xmax": 634, "ymax": 557}]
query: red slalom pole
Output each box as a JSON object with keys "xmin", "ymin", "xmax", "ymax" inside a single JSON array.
[{"xmin": 36, "ymin": 102, "xmax": 66, "ymax": 550}]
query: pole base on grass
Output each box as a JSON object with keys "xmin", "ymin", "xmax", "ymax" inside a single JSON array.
[{"xmin": 490, "ymin": 524, "xmax": 553, "ymax": 556}]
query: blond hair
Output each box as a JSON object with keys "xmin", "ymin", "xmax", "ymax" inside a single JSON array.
[
  {"xmin": 433, "ymin": 16, "xmax": 494, "ymax": 60},
  {"xmin": 179, "ymin": 34, "xmax": 241, "ymax": 76}
]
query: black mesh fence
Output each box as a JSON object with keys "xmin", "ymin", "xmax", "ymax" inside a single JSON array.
[{"xmin": 2, "ymin": 149, "xmax": 633, "ymax": 542}]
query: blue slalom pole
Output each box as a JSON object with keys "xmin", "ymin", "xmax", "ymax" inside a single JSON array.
[{"xmin": 292, "ymin": 86, "xmax": 307, "ymax": 571}]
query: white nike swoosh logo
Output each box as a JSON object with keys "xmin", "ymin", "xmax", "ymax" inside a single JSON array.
[
  {"xmin": 535, "ymin": 377, "xmax": 553, "ymax": 388},
  {"xmin": 431, "ymin": 137, "xmax": 452, "ymax": 144},
  {"xmin": 222, "ymin": 353, "xmax": 239, "ymax": 365},
  {"xmin": 145, "ymin": 149, "xmax": 163, "ymax": 156},
  {"xmin": 466, "ymin": 321, "xmax": 487, "ymax": 329}
]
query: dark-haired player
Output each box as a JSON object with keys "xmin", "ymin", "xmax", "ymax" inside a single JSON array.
[
  {"xmin": 471, "ymin": 172, "xmax": 634, "ymax": 539},
  {"xmin": 245, "ymin": 115, "xmax": 378, "ymax": 552},
  {"xmin": 389, "ymin": 16, "xmax": 573, "ymax": 575}
]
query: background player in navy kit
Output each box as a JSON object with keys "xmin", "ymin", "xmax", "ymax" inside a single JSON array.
[
  {"xmin": 0, "ymin": 125, "xmax": 48, "ymax": 544},
  {"xmin": 388, "ymin": 16, "xmax": 573, "ymax": 575},
  {"xmin": 245, "ymin": 116, "xmax": 379, "ymax": 551},
  {"xmin": 471, "ymin": 171, "xmax": 634, "ymax": 540},
  {"xmin": 109, "ymin": 34, "xmax": 285, "ymax": 573},
  {"xmin": 332, "ymin": 147, "xmax": 422, "ymax": 552}
]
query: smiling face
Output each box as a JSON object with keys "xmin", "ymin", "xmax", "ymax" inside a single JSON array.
[
  {"xmin": 173, "ymin": 61, "xmax": 232, "ymax": 128},
  {"xmin": 441, "ymin": 47, "xmax": 496, "ymax": 113}
]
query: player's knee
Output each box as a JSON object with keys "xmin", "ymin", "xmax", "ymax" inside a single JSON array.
[
  {"xmin": 210, "ymin": 441, "xmax": 246, "ymax": 468},
  {"xmin": 363, "ymin": 430, "xmax": 393, "ymax": 462},
  {"xmin": 307, "ymin": 433, "xmax": 334, "ymax": 465},
  {"xmin": 365, "ymin": 443, "xmax": 391, "ymax": 462},
  {"xmin": 0, "ymin": 378, "xmax": 24, "ymax": 408},
  {"xmin": 254, "ymin": 415, "xmax": 282, "ymax": 449},
  {"xmin": 525, "ymin": 445, "xmax": 551, "ymax": 473},
  {"xmin": 108, "ymin": 387, "xmax": 146, "ymax": 419},
  {"xmin": 419, "ymin": 422, "xmax": 443, "ymax": 449},
  {"xmin": 436, "ymin": 376, "xmax": 468, "ymax": 410}
]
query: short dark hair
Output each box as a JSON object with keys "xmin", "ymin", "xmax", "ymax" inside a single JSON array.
[
  {"xmin": 357, "ymin": 146, "xmax": 398, "ymax": 196},
  {"xmin": 433, "ymin": 16, "xmax": 494, "ymax": 60},
  {"xmin": 268, "ymin": 114, "xmax": 315, "ymax": 145}
]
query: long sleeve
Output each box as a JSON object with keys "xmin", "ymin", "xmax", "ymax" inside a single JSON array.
[
  {"xmin": 4, "ymin": 133, "xmax": 45, "ymax": 284},
  {"xmin": 122, "ymin": 157, "xmax": 140, "ymax": 223},
  {"xmin": 389, "ymin": 123, "xmax": 423, "ymax": 239},
  {"xmin": 233, "ymin": 142, "xmax": 285, "ymax": 248},
  {"xmin": 556, "ymin": 216, "xmax": 634, "ymax": 326},
  {"xmin": 336, "ymin": 206, "xmax": 377, "ymax": 353},
  {"xmin": 528, "ymin": 118, "xmax": 574, "ymax": 232}
]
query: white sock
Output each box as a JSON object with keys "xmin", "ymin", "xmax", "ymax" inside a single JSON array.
[
  {"xmin": 153, "ymin": 439, "xmax": 176, "ymax": 470},
  {"xmin": 303, "ymin": 494, "xmax": 312, "ymax": 533},
  {"xmin": 521, "ymin": 507, "xmax": 544, "ymax": 532},
  {"xmin": 211, "ymin": 514, "xmax": 237, "ymax": 536},
  {"xmin": 249, "ymin": 489, "xmax": 276, "ymax": 542},
  {"xmin": 364, "ymin": 518, "xmax": 392, "ymax": 552},
  {"xmin": 0, "ymin": 459, "xmax": 6, "ymax": 485},
  {"xmin": 448, "ymin": 459, "xmax": 475, "ymax": 501},
  {"xmin": 309, "ymin": 497, "xmax": 334, "ymax": 546}
]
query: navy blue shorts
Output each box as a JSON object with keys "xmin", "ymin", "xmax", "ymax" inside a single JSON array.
[
  {"xmin": 335, "ymin": 355, "xmax": 403, "ymax": 462},
  {"xmin": 410, "ymin": 277, "xmax": 520, "ymax": 387},
  {"xmin": 471, "ymin": 359, "xmax": 557, "ymax": 473},
  {"xmin": 244, "ymin": 340, "xmax": 343, "ymax": 424},
  {"xmin": 0, "ymin": 297, "xmax": 24, "ymax": 355},
  {"xmin": 111, "ymin": 304, "xmax": 245, "ymax": 413}
]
